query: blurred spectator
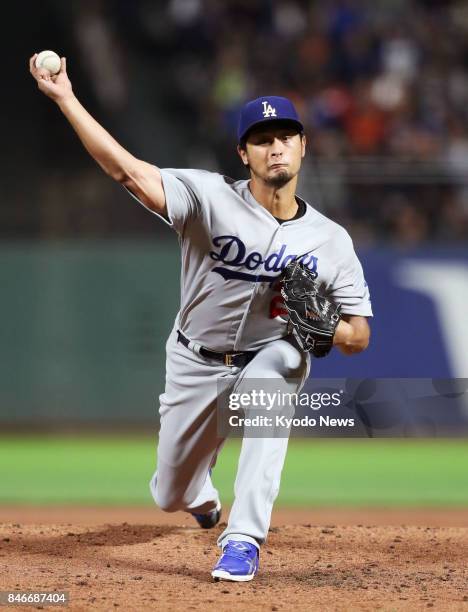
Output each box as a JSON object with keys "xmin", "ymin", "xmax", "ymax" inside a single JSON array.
[
  {"xmin": 4, "ymin": 0, "xmax": 468, "ymax": 244},
  {"xmin": 74, "ymin": 0, "xmax": 128, "ymax": 113}
]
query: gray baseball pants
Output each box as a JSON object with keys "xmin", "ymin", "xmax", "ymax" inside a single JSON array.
[{"xmin": 149, "ymin": 327, "xmax": 309, "ymax": 550}]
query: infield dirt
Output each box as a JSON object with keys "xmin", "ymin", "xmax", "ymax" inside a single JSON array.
[{"xmin": 0, "ymin": 508, "xmax": 466, "ymax": 611}]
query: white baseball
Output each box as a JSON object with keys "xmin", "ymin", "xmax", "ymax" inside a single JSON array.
[{"xmin": 35, "ymin": 50, "xmax": 61, "ymax": 75}]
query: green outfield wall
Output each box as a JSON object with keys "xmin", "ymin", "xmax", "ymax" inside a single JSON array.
[{"xmin": 1, "ymin": 241, "xmax": 180, "ymax": 422}]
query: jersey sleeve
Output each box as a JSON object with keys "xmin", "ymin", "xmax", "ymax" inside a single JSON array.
[
  {"xmin": 124, "ymin": 168, "xmax": 206, "ymax": 233},
  {"xmin": 159, "ymin": 168, "xmax": 206, "ymax": 233},
  {"xmin": 328, "ymin": 229, "xmax": 373, "ymax": 317}
]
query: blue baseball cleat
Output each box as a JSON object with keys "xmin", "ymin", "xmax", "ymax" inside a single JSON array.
[
  {"xmin": 211, "ymin": 540, "xmax": 259, "ymax": 582},
  {"xmin": 191, "ymin": 500, "xmax": 222, "ymax": 529}
]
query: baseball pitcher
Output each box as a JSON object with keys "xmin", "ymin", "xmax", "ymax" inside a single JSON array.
[{"xmin": 30, "ymin": 54, "xmax": 372, "ymax": 582}]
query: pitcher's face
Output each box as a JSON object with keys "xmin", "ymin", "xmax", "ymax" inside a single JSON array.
[{"xmin": 238, "ymin": 125, "xmax": 306, "ymax": 187}]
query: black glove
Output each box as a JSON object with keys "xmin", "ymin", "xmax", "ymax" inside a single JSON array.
[{"xmin": 280, "ymin": 260, "xmax": 341, "ymax": 358}]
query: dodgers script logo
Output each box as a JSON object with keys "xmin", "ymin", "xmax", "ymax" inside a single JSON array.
[
  {"xmin": 262, "ymin": 101, "xmax": 277, "ymax": 118},
  {"xmin": 209, "ymin": 235, "xmax": 318, "ymax": 283}
]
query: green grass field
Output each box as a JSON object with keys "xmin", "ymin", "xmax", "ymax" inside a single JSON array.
[{"xmin": 0, "ymin": 436, "xmax": 467, "ymax": 507}]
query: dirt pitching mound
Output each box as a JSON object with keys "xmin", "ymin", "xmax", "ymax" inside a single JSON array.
[{"xmin": 0, "ymin": 513, "xmax": 467, "ymax": 611}]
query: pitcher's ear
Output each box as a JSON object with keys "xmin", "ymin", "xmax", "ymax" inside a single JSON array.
[{"xmin": 237, "ymin": 143, "xmax": 249, "ymax": 166}]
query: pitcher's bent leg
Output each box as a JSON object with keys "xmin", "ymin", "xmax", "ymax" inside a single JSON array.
[{"xmin": 149, "ymin": 335, "xmax": 229, "ymax": 514}]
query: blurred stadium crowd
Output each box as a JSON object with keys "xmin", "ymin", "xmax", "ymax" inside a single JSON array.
[{"xmin": 5, "ymin": 0, "xmax": 468, "ymax": 244}]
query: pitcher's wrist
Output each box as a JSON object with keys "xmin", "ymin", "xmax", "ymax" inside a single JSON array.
[{"xmin": 57, "ymin": 92, "xmax": 77, "ymax": 110}]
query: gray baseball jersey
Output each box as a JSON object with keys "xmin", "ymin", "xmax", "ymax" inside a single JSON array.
[{"xmin": 130, "ymin": 168, "xmax": 372, "ymax": 351}]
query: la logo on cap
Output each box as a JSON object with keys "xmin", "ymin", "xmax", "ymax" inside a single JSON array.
[{"xmin": 262, "ymin": 101, "xmax": 277, "ymax": 118}]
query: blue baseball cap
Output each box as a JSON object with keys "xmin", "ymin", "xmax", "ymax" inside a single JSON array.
[{"xmin": 238, "ymin": 96, "xmax": 304, "ymax": 143}]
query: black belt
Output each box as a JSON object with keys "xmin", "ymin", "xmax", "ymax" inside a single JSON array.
[{"xmin": 177, "ymin": 330, "xmax": 257, "ymax": 368}]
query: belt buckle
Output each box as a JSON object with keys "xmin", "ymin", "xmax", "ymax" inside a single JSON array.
[{"xmin": 224, "ymin": 353, "xmax": 243, "ymax": 367}]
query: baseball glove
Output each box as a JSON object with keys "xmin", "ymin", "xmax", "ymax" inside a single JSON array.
[{"xmin": 280, "ymin": 260, "xmax": 341, "ymax": 358}]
